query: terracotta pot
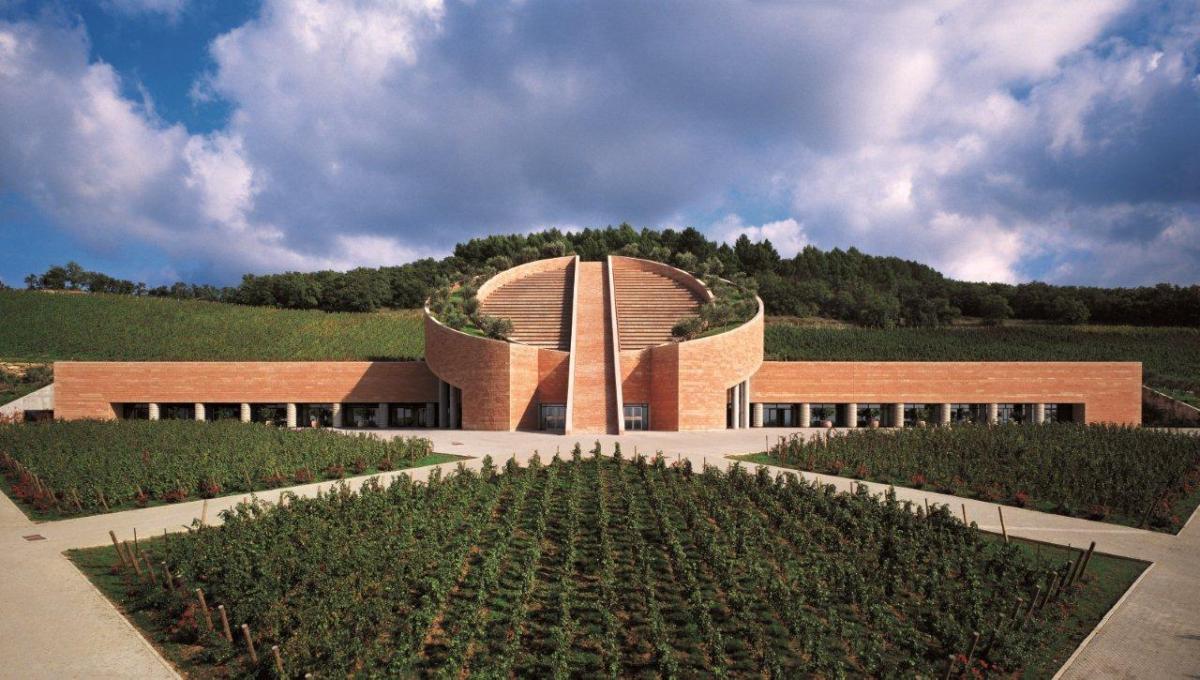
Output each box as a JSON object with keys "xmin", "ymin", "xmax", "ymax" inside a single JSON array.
[
  {"xmin": 916, "ymin": 420, "xmax": 927, "ymax": 428},
  {"xmin": 869, "ymin": 419, "xmax": 880, "ymax": 429},
  {"xmin": 821, "ymin": 419, "xmax": 833, "ymax": 428}
]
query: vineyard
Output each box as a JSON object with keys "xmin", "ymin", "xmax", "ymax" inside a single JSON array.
[
  {"xmin": 74, "ymin": 453, "xmax": 1142, "ymax": 678},
  {"xmin": 747, "ymin": 424, "xmax": 1200, "ymax": 532},
  {"xmin": 764, "ymin": 321, "xmax": 1200, "ymax": 396},
  {"xmin": 0, "ymin": 290, "xmax": 424, "ymax": 361},
  {"xmin": 0, "ymin": 420, "xmax": 452, "ymax": 518}
]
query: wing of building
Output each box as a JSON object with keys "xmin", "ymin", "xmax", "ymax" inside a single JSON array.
[{"xmin": 45, "ymin": 256, "xmax": 1141, "ymax": 431}]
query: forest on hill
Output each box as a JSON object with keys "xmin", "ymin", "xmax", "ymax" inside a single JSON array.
[{"xmin": 18, "ymin": 225, "xmax": 1200, "ymax": 327}]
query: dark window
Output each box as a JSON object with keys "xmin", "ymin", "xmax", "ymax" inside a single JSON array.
[
  {"xmin": 903, "ymin": 403, "xmax": 936, "ymax": 427},
  {"xmin": 950, "ymin": 403, "xmax": 987, "ymax": 423},
  {"xmin": 388, "ymin": 403, "xmax": 435, "ymax": 428},
  {"xmin": 160, "ymin": 403, "xmax": 195, "ymax": 420},
  {"xmin": 624, "ymin": 404, "xmax": 649, "ymax": 431},
  {"xmin": 342, "ymin": 403, "xmax": 380, "ymax": 428},
  {"xmin": 252, "ymin": 403, "xmax": 288, "ymax": 427},
  {"xmin": 120, "ymin": 403, "xmax": 150, "ymax": 420},
  {"xmin": 206, "ymin": 403, "xmax": 241, "ymax": 421},
  {"xmin": 810, "ymin": 404, "xmax": 837, "ymax": 427},
  {"xmin": 299, "ymin": 404, "xmax": 334, "ymax": 428},
  {"xmin": 540, "ymin": 404, "xmax": 566, "ymax": 432},
  {"xmin": 762, "ymin": 403, "xmax": 794, "ymax": 428},
  {"xmin": 857, "ymin": 403, "xmax": 884, "ymax": 427}
]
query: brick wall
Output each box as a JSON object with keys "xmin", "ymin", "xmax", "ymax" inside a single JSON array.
[
  {"xmin": 751, "ymin": 361, "xmax": 1142, "ymax": 425},
  {"xmin": 54, "ymin": 361, "xmax": 438, "ymax": 420}
]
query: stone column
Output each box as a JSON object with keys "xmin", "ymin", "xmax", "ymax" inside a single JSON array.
[
  {"xmin": 730, "ymin": 385, "xmax": 741, "ymax": 429},
  {"xmin": 891, "ymin": 402, "xmax": 904, "ymax": 428},
  {"xmin": 449, "ymin": 386, "xmax": 459, "ymax": 429},
  {"xmin": 987, "ymin": 403, "xmax": 999, "ymax": 425},
  {"xmin": 377, "ymin": 402, "xmax": 389, "ymax": 428},
  {"xmin": 148, "ymin": 403, "xmax": 160, "ymax": 421},
  {"xmin": 845, "ymin": 402, "xmax": 858, "ymax": 428},
  {"xmin": 1033, "ymin": 403, "xmax": 1046, "ymax": 425},
  {"xmin": 286, "ymin": 403, "xmax": 297, "ymax": 428},
  {"xmin": 240, "ymin": 403, "xmax": 251, "ymax": 423},
  {"xmin": 439, "ymin": 380, "xmax": 450, "ymax": 429},
  {"xmin": 799, "ymin": 403, "xmax": 812, "ymax": 428},
  {"xmin": 425, "ymin": 402, "xmax": 438, "ymax": 428},
  {"xmin": 194, "ymin": 403, "xmax": 205, "ymax": 422},
  {"xmin": 742, "ymin": 380, "xmax": 752, "ymax": 431},
  {"xmin": 331, "ymin": 403, "xmax": 343, "ymax": 428},
  {"xmin": 752, "ymin": 402, "xmax": 763, "ymax": 428},
  {"xmin": 939, "ymin": 403, "xmax": 952, "ymax": 426}
]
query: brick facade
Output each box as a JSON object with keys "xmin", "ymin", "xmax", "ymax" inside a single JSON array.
[
  {"xmin": 49, "ymin": 257, "xmax": 1144, "ymax": 429},
  {"xmin": 751, "ymin": 361, "xmax": 1142, "ymax": 425},
  {"xmin": 54, "ymin": 361, "xmax": 438, "ymax": 420}
]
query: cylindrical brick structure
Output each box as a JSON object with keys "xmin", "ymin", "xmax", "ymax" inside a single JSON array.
[
  {"xmin": 1034, "ymin": 402, "xmax": 1046, "ymax": 424},
  {"xmin": 331, "ymin": 402, "xmax": 343, "ymax": 428},
  {"xmin": 892, "ymin": 402, "xmax": 905, "ymax": 428},
  {"xmin": 939, "ymin": 403, "xmax": 952, "ymax": 425},
  {"xmin": 987, "ymin": 402, "xmax": 999, "ymax": 425},
  {"xmin": 845, "ymin": 403, "xmax": 858, "ymax": 428},
  {"xmin": 194, "ymin": 403, "xmax": 205, "ymax": 421},
  {"xmin": 286, "ymin": 403, "xmax": 297, "ymax": 428},
  {"xmin": 751, "ymin": 402, "xmax": 763, "ymax": 428},
  {"xmin": 799, "ymin": 403, "xmax": 811, "ymax": 428},
  {"xmin": 148, "ymin": 403, "xmax": 160, "ymax": 421},
  {"xmin": 240, "ymin": 402, "xmax": 251, "ymax": 423}
]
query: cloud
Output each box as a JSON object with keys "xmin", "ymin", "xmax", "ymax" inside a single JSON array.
[
  {"xmin": 713, "ymin": 215, "xmax": 810, "ymax": 259},
  {"xmin": 2, "ymin": 0, "xmax": 1198, "ymax": 286}
]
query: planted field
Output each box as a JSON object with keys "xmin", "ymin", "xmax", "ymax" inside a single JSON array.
[
  {"xmin": 0, "ymin": 420, "xmax": 452, "ymax": 518},
  {"xmin": 744, "ymin": 424, "xmax": 1200, "ymax": 532},
  {"xmin": 73, "ymin": 454, "xmax": 1142, "ymax": 677},
  {"xmin": 764, "ymin": 321, "xmax": 1200, "ymax": 395},
  {"xmin": 0, "ymin": 290, "xmax": 424, "ymax": 361}
]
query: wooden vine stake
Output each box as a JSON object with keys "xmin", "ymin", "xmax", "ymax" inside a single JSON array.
[
  {"xmin": 924, "ymin": 497, "xmax": 930, "ymax": 517},
  {"xmin": 961, "ymin": 503, "xmax": 968, "ymax": 526},
  {"xmin": 200, "ymin": 499, "xmax": 209, "ymax": 527},
  {"xmin": 133, "ymin": 528, "xmax": 140, "ymax": 558},
  {"xmin": 997, "ymin": 506, "xmax": 1008, "ymax": 543},
  {"xmin": 218, "ymin": 605, "xmax": 233, "ymax": 642},
  {"xmin": 272, "ymin": 645, "xmax": 284, "ymax": 676},
  {"xmin": 1072, "ymin": 542, "xmax": 1097, "ymax": 586},
  {"xmin": 241, "ymin": 624, "xmax": 258, "ymax": 663},
  {"xmin": 125, "ymin": 542, "xmax": 142, "ymax": 578},
  {"xmin": 195, "ymin": 590, "xmax": 214, "ymax": 631},
  {"xmin": 942, "ymin": 654, "xmax": 956, "ymax": 680},
  {"xmin": 109, "ymin": 531, "xmax": 128, "ymax": 568},
  {"xmin": 143, "ymin": 555, "xmax": 158, "ymax": 586},
  {"xmin": 964, "ymin": 631, "xmax": 981, "ymax": 671}
]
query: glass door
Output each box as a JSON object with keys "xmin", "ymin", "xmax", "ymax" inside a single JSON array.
[
  {"xmin": 624, "ymin": 404, "xmax": 649, "ymax": 431},
  {"xmin": 540, "ymin": 404, "xmax": 566, "ymax": 432}
]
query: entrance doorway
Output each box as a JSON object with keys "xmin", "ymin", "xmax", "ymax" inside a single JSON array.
[{"xmin": 540, "ymin": 404, "xmax": 566, "ymax": 432}]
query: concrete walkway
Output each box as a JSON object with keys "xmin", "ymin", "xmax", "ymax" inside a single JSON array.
[{"xmin": 0, "ymin": 427, "xmax": 1195, "ymax": 677}]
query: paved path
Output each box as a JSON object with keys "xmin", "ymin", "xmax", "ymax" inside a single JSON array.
[{"xmin": 0, "ymin": 427, "xmax": 1195, "ymax": 677}]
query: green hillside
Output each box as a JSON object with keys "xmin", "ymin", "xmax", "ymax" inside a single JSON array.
[{"xmin": 0, "ymin": 290, "xmax": 424, "ymax": 362}]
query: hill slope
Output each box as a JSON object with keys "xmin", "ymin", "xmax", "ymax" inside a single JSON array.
[{"xmin": 0, "ymin": 290, "xmax": 424, "ymax": 362}]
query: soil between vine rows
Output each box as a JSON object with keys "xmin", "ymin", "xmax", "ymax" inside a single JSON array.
[{"xmin": 69, "ymin": 454, "xmax": 1145, "ymax": 678}]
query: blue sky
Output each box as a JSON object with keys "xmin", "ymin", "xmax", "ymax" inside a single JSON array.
[{"xmin": 1, "ymin": 0, "xmax": 1198, "ymax": 288}]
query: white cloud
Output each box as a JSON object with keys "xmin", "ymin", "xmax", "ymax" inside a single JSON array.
[
  {"xmin": 712, "ymin": 215, "xmax": 809, "ymax": 258},
  {"xmin": 2, "ymin": 0, "xmax": 1199, "ymax": 286}
]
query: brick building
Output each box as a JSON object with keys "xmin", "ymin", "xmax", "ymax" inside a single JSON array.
[{"xmin": 51, "ymin": 256, "xmax": 1141, "ymax": 432}]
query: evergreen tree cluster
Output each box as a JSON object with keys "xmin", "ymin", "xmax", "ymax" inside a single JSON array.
[{"xmin": 23, "ymin": 225, "xmax": 1200, "ymax": 327}]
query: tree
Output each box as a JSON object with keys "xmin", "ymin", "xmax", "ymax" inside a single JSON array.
[
  {"xmin": 977, "ymin": 294, "xmax": 1014, "ymax": 325},
  {"xmin": 1048, "ymin": 296, "xmax": 1090, "ymax": 324}
]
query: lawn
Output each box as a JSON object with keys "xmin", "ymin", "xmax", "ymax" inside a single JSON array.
[
  {"xmin": 0, "ymin": 290, "xmax": 425, "ymax": 361},
  {"xmin": 734, "ymin": 423, "xmax": 1200, "ymax": 533},
  {"xmin": 68, "ymin": 453, "xmax": 1146, "ymax": 678},
  {"xmin": 0, "ymin": 420, "xmax": 461, "ymax": 519}
]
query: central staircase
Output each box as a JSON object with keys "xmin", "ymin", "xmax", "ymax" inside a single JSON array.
[{"xmin": 569, "ymin": 262, "xmax": 619, "ymax": 433}]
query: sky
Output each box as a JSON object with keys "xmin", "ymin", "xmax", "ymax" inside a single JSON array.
[{"xmin": 0, "ymin": 0, "xmax": 1198, "ymax": 288}]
